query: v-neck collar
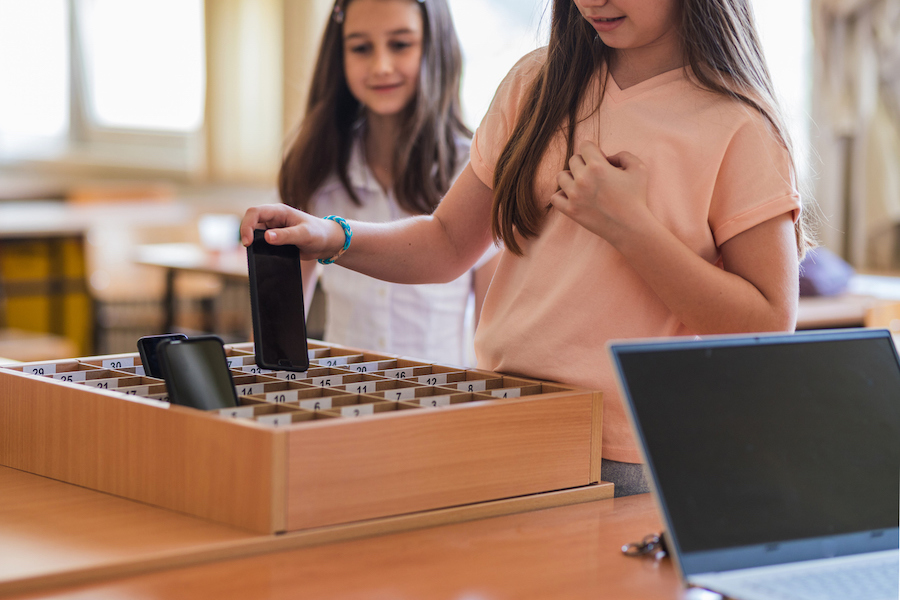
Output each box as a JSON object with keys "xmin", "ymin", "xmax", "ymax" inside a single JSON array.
[
  {"xmin": 604, "ymin": 66, "xmax": 687, "ymax": 104},
  {"xmin": 347, "ymin": 125, "xmax": 384, "ymax": 194}
]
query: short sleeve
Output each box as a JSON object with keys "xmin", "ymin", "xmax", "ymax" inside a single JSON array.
[
  {"xmin": 470, "ymin": 49, "xmax": 546, "ymax": 190},
  {"xmin": 708, "ymin": 114, "xmax": 801, "ymax": 246}
]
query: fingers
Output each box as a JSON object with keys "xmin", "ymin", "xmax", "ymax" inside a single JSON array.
[
  {"xmin": 239, "ymin": 204, "xmax": 309, "ymax": 247},
  {"xmin": 240, "ymin": 204, "xmax": 284, "ymax": 246},
  {"xmin": 549, "ymin": 188, "xmax": 570, "ymax": 214},
  {"xmin": 606, "ymin": 150, "xmax": 642, "ymax": 171},
  {"xmin": 241, "ymin": 204, "xmax": 347, "ymax": 261},
  {"xmin": 568, "ymin": 153, "xmax": 586, "ymax": 172},
  {"xmin": 556, "ymin": 169, "xmax": 575, "ymax": 198},
  {"xmin": 580, "ymin": 141, "xmax": 606, "ymax": 163},
  {"xmin": 569, "ymin": 143, "xmax": 615, "ymax": 179}
]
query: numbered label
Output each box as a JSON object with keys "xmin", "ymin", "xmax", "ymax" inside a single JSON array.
[
  {"xmin": 321, "ymin": 356, "xmax": 349, "ymax": 367},
  {"xmin": 257, "ymin": 414, "xmax": 293, "ymax": 426},
  {"xmin": 351, "ymin": 361, "xmax": 384, "ymax": 373},
  {"xmin": 491, "ymin": 387, "xmax": 522, "ymax": 399},
  {"xmin": 241, "ymin": 365, "xmax": 273, "ymax": 375},
  {"xmin": 53, "ymin": 371, "xmax": 87, "ymax": 382},
  {"xmin": 417, "ymin": 374, "xmax": 447, "ymax": 386},
  {"xmin": 102, "ymin": 357, "xmax": 134, "ymax": 369},
  {"xmin": 383, "ymin": 367, "xmax": 409, "ymax": 379},
  {"xmin": 385, "ymin": 388, "xmax": 415, "ymax": 401},
  {"xmin": 266, "ymin": 390, "xmax": 299, "ymax": 403},
  {"xmin": 88, "ymin": 378, "xmax": 119, "ymax": 389},
  {"xmin": 275, "ymin": 371, "xmax": 306, "ymax": 381},
  {"xmin": 24, "ymin": 363, "xmax": 56, "ymax": 376},
  {"xmin": 236, "ymin": 383, "xmax": 265, "ymax": 396},
  {"xmin": 455, "ymin": 380, "xmax": 487, "ymax": 393},
  {"xmin": 299, "ymin": 398, "xmax": 332, "ymax": 410},
  {"xmin": 421, "ymin": 395, "xmax": 451, "ymax": 407},
  {"xmin": 219, "ymin": 406, "xmax": 255, "ymax": 419},
  {"xmin": 341, "ymin": 404, "xmax": 374, "ymax": 417},
  {"xmin": 133, "ymin": 366, "xmax": 146, "ymax": 376},
  {"xmin": 121, "ymin": 385, "xmax": 151, "ymax": 396},
  {"xmin": 345, "ymin": 382, "xmax": 371, "ymax": 394},
  {"xmin": 225, "ymin": 356, "xmax": 247, "ymax": 367},
  {"xmin": 311, "ymin": 375, "xmax": 342, "ymax": 387}
]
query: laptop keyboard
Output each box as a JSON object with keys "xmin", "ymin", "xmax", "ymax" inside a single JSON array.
[{"xmin": 736, "ymin": 555, "xmax": 899, "ymax": 600}]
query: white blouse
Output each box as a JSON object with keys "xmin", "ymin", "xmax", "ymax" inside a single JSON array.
[{"xmin": 308, "ymin": 133, "xmax": 496, "ymax": 367}]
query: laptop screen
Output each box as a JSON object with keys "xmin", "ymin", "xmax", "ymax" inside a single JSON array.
[{"xmin": 610, "ymin": 329, "xmax": 900, "ymax": 575}]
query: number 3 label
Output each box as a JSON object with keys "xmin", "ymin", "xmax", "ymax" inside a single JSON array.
[{"xmin": 341, "ymin": 404, "xmax": 374, "ymax": 417}]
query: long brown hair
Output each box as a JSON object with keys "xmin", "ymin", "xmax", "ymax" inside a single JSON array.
[
  {"xmin": 491, "ymin": 0, "xmax": 815, "ymax": 257},
  {"xmin": 279, "ymin": 0, "xmax": 471, "ymax": 215}
]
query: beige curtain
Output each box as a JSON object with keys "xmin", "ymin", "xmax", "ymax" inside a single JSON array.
[
  {"xmin": 811, "ymin": 0, "xmax": 900, "ymax": 268},
  {"xmin": 203, "ymin": 0, "xmax": 332, "ymax": 185}
]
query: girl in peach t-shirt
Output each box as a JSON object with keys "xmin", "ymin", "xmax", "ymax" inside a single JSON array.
[{"xmin": 241, "ymin": 0, "xmax": 815, "ymax": 496}]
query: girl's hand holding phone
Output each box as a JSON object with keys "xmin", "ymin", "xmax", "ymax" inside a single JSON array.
[
  {"xmin": 240, "ymin": 204, "xmax": 345, "ymax": 261},
  {"xmin": 551, "ymin": 141, "xmax": 653, "ymax": 247}
]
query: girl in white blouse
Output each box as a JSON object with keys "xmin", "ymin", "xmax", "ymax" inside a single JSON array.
[{"xmin": 279, "ymin": 0, "xmax": 499, "ymax": 365}]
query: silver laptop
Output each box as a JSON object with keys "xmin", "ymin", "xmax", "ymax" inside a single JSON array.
[{"xmin": 609, "ymin": 328, "xmax": 899, "ymax": 600}]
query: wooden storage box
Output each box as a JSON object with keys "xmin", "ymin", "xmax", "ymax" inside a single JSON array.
[{"xmin": 0, "ymin": 341, "xmax": 605, "ymax": 534}]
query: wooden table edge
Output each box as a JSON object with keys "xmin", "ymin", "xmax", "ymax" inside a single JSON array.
[{"xmin": 0, "ymin": 482, "xmax": 613, "ymax": 597}]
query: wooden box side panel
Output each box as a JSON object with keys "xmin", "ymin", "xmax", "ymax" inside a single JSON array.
[
  {"xmin": 590, "ymin": 391, "xmax": 603, "ymax": 483},
  {"xmin": 286, "ymin": 394, "xmax": 594, "ymax": 530},
  {"xmin": 0, "ymin": 369, "xmax": 285, "ymax": 534}
]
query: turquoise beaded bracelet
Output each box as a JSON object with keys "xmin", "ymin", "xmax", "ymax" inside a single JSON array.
[{"xmin": 318, "ymin": 215, "xmax": 352, "ymax": 265}]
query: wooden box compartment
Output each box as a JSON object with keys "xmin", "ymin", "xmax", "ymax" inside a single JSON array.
[{"xmin": 0, "ymin": 342, "xmax": 605, "ymax": 535}]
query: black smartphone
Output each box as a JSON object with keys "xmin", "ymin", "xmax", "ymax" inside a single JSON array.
[
  {"xmin": 246, "ymin": 229, "xmax": 309, "ymax": 371},
  {"xmin": 137, "ymin": 333, "xmax": 188, "ymax": 379},
  {"xmin": 156, "ymin": 335, "xmax": 239, "ymax": 410}
]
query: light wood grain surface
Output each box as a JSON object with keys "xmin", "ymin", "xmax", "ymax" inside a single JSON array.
[
  {"xmin": 0, "ymin": 466, "xmax": 255, "ymax": 589},
  {"xmin": 286, "ymin": 392, "xmax": 596, "ymax": 529},
  {"xmin": 0, "ymin": 368, "xmax": 285, "ymax": 533},
  {"xmin": 9, "ymin": 492, "xmax": 685, "ymax": 600},
  {"xmin": 0, "ymin": 463, "xmax": 612, "ymax": 597}
]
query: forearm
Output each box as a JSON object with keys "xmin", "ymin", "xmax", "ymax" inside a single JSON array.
[
  {"xmin": 333, "ymin": 215, "xmax": 484, "ymax": 284},
  {"xmin": 241, "ymin": 165, "xmax": 495, "ymax": 286},
  {"xmin": 611, "ymin": 213, "xmax": 798, "ymax": 334}
]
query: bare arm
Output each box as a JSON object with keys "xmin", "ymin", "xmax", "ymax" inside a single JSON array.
[
  {"xmin": 472, "ymin": 251, "xmax": 501, "ymax": 328},
  {"xmin": 553, "ymin": 142, "xmax": 798, "ymax": 334},
  {"xmin": 241, "ymin": 165, "xmax": 495, "ymax": 285}
]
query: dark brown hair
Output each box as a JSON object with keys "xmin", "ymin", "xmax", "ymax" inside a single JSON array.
[
  {"xmin": 279, "ymin": 0, "xmax": 470, "ymax": 215},
  {"xmin": 491, "ymin": 0, "xmax": 814, "ymax": 257}
]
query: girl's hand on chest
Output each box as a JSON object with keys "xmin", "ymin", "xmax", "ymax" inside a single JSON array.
[{"xmin": 551, "ymin": 141, "xmax": 655, "ymax": 247}]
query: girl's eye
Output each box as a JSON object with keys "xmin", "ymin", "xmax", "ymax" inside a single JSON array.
[
  {"xmin": 389, "ymin": 41, "xmax": 412, "ymax": 51},
  {"xmin": 348, "ymin": 43, "xmax": 371, "ymax": 54}
]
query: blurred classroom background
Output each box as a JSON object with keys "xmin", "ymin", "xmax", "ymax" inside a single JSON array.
[{"xmin": 0, "ymin": 0, "xmax": 896, "ymax": 360}]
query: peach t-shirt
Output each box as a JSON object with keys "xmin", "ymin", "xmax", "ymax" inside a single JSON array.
[{"xmin": 470, "ymin": 49, "xmax": 801, "ymax": 463}]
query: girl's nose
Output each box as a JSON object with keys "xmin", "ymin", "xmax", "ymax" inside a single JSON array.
[{"xmin": 372, "ymin": 47, "xmax": 393, "ymax": 75}]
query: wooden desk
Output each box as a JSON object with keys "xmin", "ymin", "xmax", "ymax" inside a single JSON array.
[
  {"xmin": 133, "ymin": 243, "xmax": 248, "ymax": 334},
  {"xmin": 1, "ymin": 465, "xmax": 684, "ymax": 600},
  {"xmin": 796, "ymin": 293, "xmax": 877, "ymax": 329},
  {"xmin": 797, "ymin": 273, "xmax": 900, "ymax": 330}
]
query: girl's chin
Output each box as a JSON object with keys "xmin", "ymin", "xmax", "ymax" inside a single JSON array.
[{"xmin": 363, "ymin": 99, "xmax": 416, "ymax": 120}]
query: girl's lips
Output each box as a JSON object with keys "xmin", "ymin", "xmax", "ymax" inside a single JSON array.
[
  {"xmin": 370, "ymin": 83, "xmax": 403, "ymax": 92},
  {"xmin": 589, "ymin": 16, "xmax": 625, "ymax": 33}
]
